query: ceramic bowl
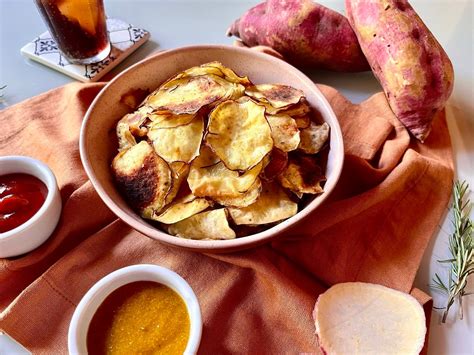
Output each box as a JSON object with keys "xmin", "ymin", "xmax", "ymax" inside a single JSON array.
[
  {"xmin": 68, "ymin": 264, "xmax": 202, "ymax": 354},
  {"xmin": 0, "ymin": 156, "xmax": 62, "ymax": 258},
  {"xmin": 80, "ymin": 45, "xmax": 344, "ymax": 252}
]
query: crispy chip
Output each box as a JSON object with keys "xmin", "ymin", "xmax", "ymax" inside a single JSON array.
[
  {"xmin": 278, "ymin": 154, "xmax": 326, "ymax": 194},
  {"xmin": 254, "ymin": 101, "xmax": 278, "ymax": 115},
  {"xmin": 168, "ymin": 208, "xmax": 236, "ymax": 240},
  {"xmin": 227, "ymin": 182, "xmax": 298, "ymax": 225},
  {"xmin": 212, "ymin": 178, "xmax": 262, "ymax": 207},
  {"xmin": 112, "ymin": 141, "xmax": 172, "ymax": 217},
  {"xmin": 165, "ymin": 162, "xmax": 190, "ymax": 205},
  {"xmin": 171, "ymin": 62, "xmax": 251, "ymax": 86},
  {"xmin": 205, "ymin": 62, "xmax": 251, "ymax": 86},
  {"xmin": 298, "ymin": 122, "xmax": 330, "ymax": 154},
  {"xmin": 247, "ymin": 97, "xmax": 310, "ymax": 116},
  {"xmin": 261, "ymin": 148, "xmax": 288, "ymax": 182},
  {"xmin": 153, "ymin": 193, "xmax": 211, "ymax": 224},
  {"xmin": 245, "ymin": 84, "xmax": 304, "ymax": 110},
  {"xmin": 278, "ymin": 100, "xmax": 311, "ymax": 117},
  {"xmin": 147, "ymin": 112, "xmax": 196, "ymax": 129},
  {"xmin": 294, "ymin": 115, "xmax": 311, "ymax": 129},
  {"xmin": 187, "ymin": 146, "xmax": 262, "ymax": 198},
  {"xmin": 116, "ymin": 120, "xmax": 137, "ymax": 151},
  {"xmin": 172, "ymin": 64, "xmax": 223, "ymax": 80},
  {"xmin": 145, "ymin": 75, "xmax": 244, "ymax": 115},
  {"xmin": 206, "ymin": 99, "xmax": 273, "ymax": 170},
  {"xmin": 148, "ymin": 115, "xmax": 204, "ymax": 163},
  {"xmin": 266, "ymin": 114, "xmax": 300, "ymax": 152},
  {"xmin": 116, "ymin": 109, "xmax": 150, "ymax": 150}
]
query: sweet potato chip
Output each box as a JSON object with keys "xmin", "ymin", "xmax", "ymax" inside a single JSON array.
[
  {"xmin": 172, "ymin": 64, "xmax": 223, "ymax": 80},
  {"xmin": 116, "ymin": 109, "xmax": 150, "ymax": 150},
  {"xmin": 112, "ymin": 141, "xmax": 172, "ymax": 217},
  {"xmin": 148, "ymin": 115, "xmax": 204, "ymax": 163},
  {"xmin": 153, "ymin": 193, "xmax": 211, "ymax": 224},
  {"xmin": 116, "ymin": 120, "xmax": 137, "ymax": 151},
  {"xmin": 246, "ymin": 96, "xmax": 310, "ymax": 116},
  {"xmin": 169, "ymin": 62, "xmax": 250, "ymax": 86},
  {"xmin": 146, "ymin": 74, "xmax": 244, "ymax": 115},
  {"xmin": 278, "ymin": 155, "xmax": 326, "ymax": 194},
  {"xmin": 164, "ymin": 162, "xmax": 190, "ymax": 205},
  {"xmin": 147, "ymin": 112, "xmax": 196, "ymax": 129},
  {"xmin": 205, "ymin": 62, "xmax": 251, "ymax": 86},
  {"xmin": 168, "ymin": 208, "xmax": 236, "ymax": 240},
  {"xmin": 266, "ymin": 114, "xmax": 300, "ymax": 152},
  {"xmin": 245, "ymin": 84, "xmax": 304, "ymax": 110},
  {"xmin": 212, "ymin": 178, "xmax": 261, "ymax": 207},
  {"xmin": 294, "ymin": 115, "xmax": 311, "ymax": 129},
  {"xmin": 261, "ymin": 148, "xmax": 288, "ymax": 182},
  {"xmin": 252, "ymin": 101, "xmax": 278, "ymax": 115},
  {"xmin": 278, "ymin": 100, "xmax": 311, "ymax": 117},
  {"xmin": 187, "ymin": 146, "xmax": 262, "ymax": 198},
  {"xmin": 228, "ymin": 182, "xmax": 297, "ymax": 225},
  {"xmin": 206, "ymin": 99, "xmax": 273, "ymax": 170},
  {"xmin": 298, "ymin": 122, "xmax": 330, "ymax": 154}
]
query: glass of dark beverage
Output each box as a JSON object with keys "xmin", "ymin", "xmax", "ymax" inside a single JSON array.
[{"xmin": 34, "ymin": 0, "xmax": 111, "ymax": 64}]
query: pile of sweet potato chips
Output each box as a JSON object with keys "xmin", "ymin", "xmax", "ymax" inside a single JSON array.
[{"xmin": 112, "ymin": 62, "xmax": 329, "ymax": 240}]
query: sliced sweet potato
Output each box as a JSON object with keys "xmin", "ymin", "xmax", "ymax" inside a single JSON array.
[
  {"xmin": 278, "ymin": 154, "xmax": 326, "ymax": 195},
  {"xmin": 261, "ymin": 148, "xmax": 288, "ymax": 182},
  {"xmin": 112, "ymin": 141, "xmax": 172, "ymax": 218},
  {"xmin": 313, "ymin": 282, "xmax": 426, "ymax": 355}
]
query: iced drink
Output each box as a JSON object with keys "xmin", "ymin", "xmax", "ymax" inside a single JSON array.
[{"xmin": 35, "ymin": 0, "xmax": 110, "ymax": 64}]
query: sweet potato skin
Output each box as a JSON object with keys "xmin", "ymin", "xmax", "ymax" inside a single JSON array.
[
  {"xmin": 227, "ymin": 0, "xmax": 369, "ymax": 72},
  {"xmin": 346, "ymin": 0, "xmax": 454, "ymax": 141}
]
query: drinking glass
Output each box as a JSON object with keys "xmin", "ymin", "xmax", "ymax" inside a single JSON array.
[{"xmin": 34, "ymin": 0, "xmax": 111, "ymax": 64}]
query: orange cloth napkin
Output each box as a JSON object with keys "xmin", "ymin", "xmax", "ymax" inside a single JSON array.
[{"xmin": 0, "ymin": 82, "xmax": 453, "ymax": 353}]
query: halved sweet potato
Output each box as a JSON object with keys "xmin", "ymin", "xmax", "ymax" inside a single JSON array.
[{"xmin": 313, "ymin": 282, "xmax": 426, "ymax": 355}]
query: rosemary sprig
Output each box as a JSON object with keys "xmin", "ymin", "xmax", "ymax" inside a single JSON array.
[{"xmin": 432, "ymin": 180, "xmax": 473, "ymax": 323}]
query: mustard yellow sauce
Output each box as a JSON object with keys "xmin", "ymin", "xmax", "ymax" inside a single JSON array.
[{"xmin": 87, "ymin": 281, "xmax": 190, "ymax": 355}]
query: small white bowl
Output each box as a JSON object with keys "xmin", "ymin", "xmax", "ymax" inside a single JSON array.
[
  {"xmin": 0, "ymin": 156, "xmax": 62, "ymax": 258},
  {"xmin": 68, "ymin": 264, "xmax": 202, "ymax": 354}
]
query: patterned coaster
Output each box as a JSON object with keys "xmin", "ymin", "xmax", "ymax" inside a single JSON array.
[{"xmin": 20, "ymin": 18, "xmax": 150, "ymax": 82}]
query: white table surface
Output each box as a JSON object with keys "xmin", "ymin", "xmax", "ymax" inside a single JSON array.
[{"xmin": 0, "ymin": 0, "xmax": 473, "ymax": 354}]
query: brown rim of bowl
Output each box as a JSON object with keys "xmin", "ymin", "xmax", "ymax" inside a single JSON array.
[{"xmin": 79, "ymin": 44, "xmax": 344, "ymax": 251}]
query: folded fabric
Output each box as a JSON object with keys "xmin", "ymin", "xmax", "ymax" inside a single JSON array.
[{"xmin": 0, "ymin": 82, "xmax": 453, "ymax": 353}]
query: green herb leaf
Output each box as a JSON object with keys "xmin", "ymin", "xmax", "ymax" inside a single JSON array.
[{"xmin": 431, "ymin": 180, "xmax": 473, "ymax": 323}]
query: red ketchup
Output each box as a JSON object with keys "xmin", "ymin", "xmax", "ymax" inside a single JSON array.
[{"xmin": 0, "ymin": 174, "xmax": 48, "ymax": 233}]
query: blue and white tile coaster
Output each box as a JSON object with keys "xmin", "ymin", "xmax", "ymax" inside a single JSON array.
[{"xmin": 20, "ymin": 18, "xmax": 150, "ymax": 82}]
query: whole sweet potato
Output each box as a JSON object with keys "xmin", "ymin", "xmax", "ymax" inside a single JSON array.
[
  {"xmin": 227, "ymin": 0, "xmax": 369, "ymax": 72},
  {"xmin": 346, "ymin": 0, "xmax": 454, "ymax": 142}
]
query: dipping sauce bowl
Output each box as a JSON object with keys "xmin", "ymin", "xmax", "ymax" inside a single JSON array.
[
  {"xmin": 0, "ymin": 156, "xmax": 61, "ymax": 258},
  {"xmin": 68, "ymin": 264, "xmax": 202, "ymax": 354}
]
